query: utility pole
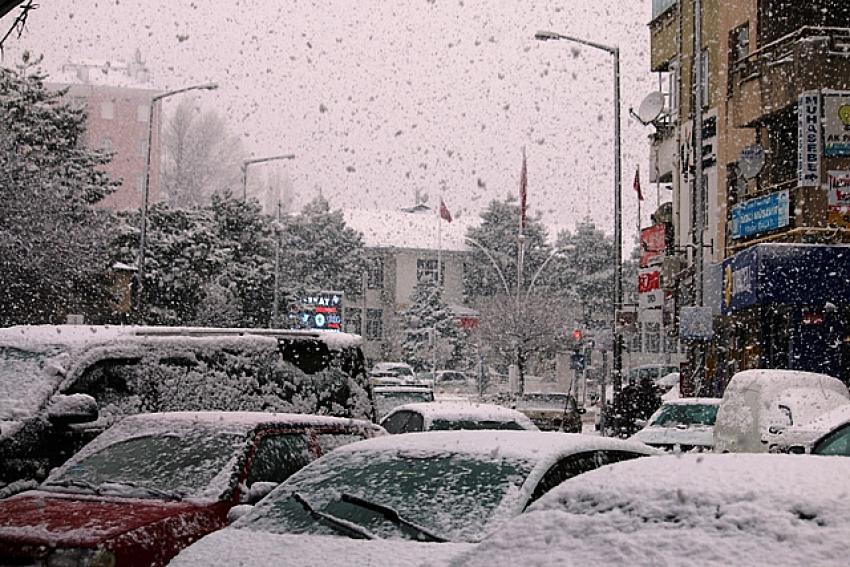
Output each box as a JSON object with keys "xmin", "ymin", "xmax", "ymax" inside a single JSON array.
[{"xmin": 692, "ymin": 0, "xmax": 706, "ymax": 391}]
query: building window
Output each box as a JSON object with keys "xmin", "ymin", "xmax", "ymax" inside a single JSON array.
[
  {"xmin": 101, "ymin": 101, "xmax": 114, "ymax": 120},
  {"xmin": 366, "ymin": 308, "xmax": 383, "ymax": 340},
  {"xmin": 645, "ymin": 323, "xmax": 661, "ymax": 354},
  {"xmin": 137, "ymin": 104, "xmax": 149, "ymax": 122},
  {"xmin": 730, "ymin": 23, "xmax": 750, "ymax": 64},
  {"xmin": 416, "ymin": 258, "xmax": 444, "ymax": 285},
  {"xmin": 367, "ymin": 257, "xmax": 384, "ymax": 289},
  {"xmin": 101, "ymin": 137, "xmax": 113, "ymax": 152},
  {"xmin": 345, "ymin": 308, "xmax": 362, "ymax": 335}
]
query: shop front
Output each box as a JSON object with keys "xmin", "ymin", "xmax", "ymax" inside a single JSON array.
[{"xmin": 722, "ymin": 244, "xmax": 850, "ymax": 384}]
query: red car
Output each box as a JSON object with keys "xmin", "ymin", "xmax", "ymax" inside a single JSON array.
[{"xmin": 0, "ymin": 411, "xmax": 383, "ymax": 566}]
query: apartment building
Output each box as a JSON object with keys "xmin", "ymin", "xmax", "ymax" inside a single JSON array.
[{"xmin": 649, "ymin": 0, "xmax": 850, "ymax": 389}]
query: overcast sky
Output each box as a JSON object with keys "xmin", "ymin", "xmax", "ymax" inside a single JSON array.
[{"xmin": 4, "ymin": 0, "xmax": 665, "ymax": 239}]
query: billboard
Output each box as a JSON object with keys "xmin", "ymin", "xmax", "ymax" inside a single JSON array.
[
  {"xmin": 823, "ymin": 92, "xmax": 850, "ymax": 157},
  {"xmin": 730, "ymin": 190, "xmax": 789, "ymax": 240},
  {"xmin": 288, "ymin": 291, "xmax": 344, "ymax": 331},
  {"xmin": 828, "ymin": 170, "xmax": 850, "ymax": 228}
]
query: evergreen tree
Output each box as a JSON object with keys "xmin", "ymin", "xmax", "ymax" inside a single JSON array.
[
  {"xmin": 400, "ymin": 277, "xmax": 465, "ymax": 372},
  {"xmin": 0, "ymin": 56, "xmax": 118, "ymax": 325}
]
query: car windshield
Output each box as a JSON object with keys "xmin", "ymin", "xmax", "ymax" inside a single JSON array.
[
  {"xmin": 651, "ymin": 403, "xmax": 718, "ymax": 427},
  {"xmin": 0, "ymin": 346, "xmax": 63, "ymax": 420},
  {"xmin": 44, "ymin": 427, "xmax": 245, "ymax": 499},
  {"xmin": 514, "ymin": 394, "xmax": 569, "ymax": 410},
  {"xmin": 373, "ymin": 390, "xmax": 434, "ymax": 419},
  {"xmin": 239, "ymin": 449, "xmax": 533, "ymax": 542},
  {"xmin": 429, "ymin": 419, "xmax": 526, "ymax": 431}
]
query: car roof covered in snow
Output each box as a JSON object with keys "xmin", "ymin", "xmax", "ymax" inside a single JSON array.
[
  {"xmin": 328, "ymin": 430, "xmax": 655, "ymax": 463},
  {"xmin": 725, "ymin": 369, "xmax": 849, "ymax": 397},
  {"xmin": 117, "ymin": 411, "xmax": 381, "ymax": 431},
  {"xmin": 453, "ymin": 453, "xmax": 850, "ymax": 567},
  {"xmin": 385, "ymin": 401, "xmax": 537, "ymax": 428}
]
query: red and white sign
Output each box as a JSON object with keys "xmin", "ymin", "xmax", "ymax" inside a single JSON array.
[
  {"xmin": 828, "ymin": 171, "xmax": 850, "ymax": 227},
  {"xmin": 638, "ymin": 269, "xmax": 663, "ymax": 310},
  {"xmin": 640, "ymin": 224, "xmax": 667, "ymax": 268}
]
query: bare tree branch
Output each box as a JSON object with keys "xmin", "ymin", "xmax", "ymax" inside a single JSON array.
[{"xmin": 0, "ymin": 1, "xmax": 36, "ymax": 58}]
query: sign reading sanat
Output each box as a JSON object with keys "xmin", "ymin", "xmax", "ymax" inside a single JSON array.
[{"xmin": 288, "ymin": 291, "xmax": 344, "ymax": 331}]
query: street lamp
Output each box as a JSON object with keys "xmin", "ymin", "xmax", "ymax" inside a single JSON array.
[
  {"xmin": 535, "ymin": 30, "xmax": 624, "ymax": 392},
  {"xmin": 241, "ymin": 154, "xmax": 296, "ymax": 201},
  {"xmin": 525, "ymin": 245, "xmax": 576, "ymax": 300},
  {"xmin": 135, "ymin": 81, "xmax": 218, "ymax": 316}
]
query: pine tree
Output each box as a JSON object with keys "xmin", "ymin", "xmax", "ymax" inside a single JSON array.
[
  {"xmin": 0, "ymin": 56, "xmax": 119, "ymax": 325},
  {"xmin": 400, "ymin": 277, "xmax": 464, "ymax": 372}
]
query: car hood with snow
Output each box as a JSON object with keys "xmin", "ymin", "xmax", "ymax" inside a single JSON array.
[
  {"xmin": 451, "ymin": 453, "xmax": 850, "ymax": 567},
  {"xmin": 630, "ymin": 398, "xmax": 720, "ymax": 451}
]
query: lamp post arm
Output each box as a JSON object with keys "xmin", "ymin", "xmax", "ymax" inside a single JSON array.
[
  {"xmin": 535, "ymin": 31, "xmax": 616, "ymax": 55},
  {"xmin": 153, "ymin": 82, "xmax": 218, "ymax": 102},
  {"xmin": 241, "ymin": 154, "xmax": 296, "ymax": 201},
  {"xmin": 465, "ymin": 238, "xmax": 512, "ymax": 297}
]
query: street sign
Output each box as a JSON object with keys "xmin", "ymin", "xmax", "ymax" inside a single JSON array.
[{"xmin": 679, "ymin": 306, "xmax": 713, "ymax": 341}]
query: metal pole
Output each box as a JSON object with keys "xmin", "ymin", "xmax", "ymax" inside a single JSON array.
[
  {"xmin": 693, "ymin": 0, "xmax": 706, "ymax": 392},
  {"xmin": 134, "ymin": 98, "xmax": 157, "ymax": 317},
  {"xmin": 241, "ymin": 164, "xmax": 248, "ymax": 202},
  {"xmin": 272, "ymin": 201, "xmax": 281, "ymax": 327},
  {"xmin": 613, "ymin": 47, "xmax": 624, "ymax": 393}
]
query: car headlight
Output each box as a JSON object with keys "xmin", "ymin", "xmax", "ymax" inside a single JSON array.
[{"xmin": 47, "ymin": 547, "xmax": 116, "ymax": 567}]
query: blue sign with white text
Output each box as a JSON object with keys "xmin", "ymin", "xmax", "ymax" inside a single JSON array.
[{"xmin": 730, "ymin": 190, "xmax": 789, "ymax": 240}]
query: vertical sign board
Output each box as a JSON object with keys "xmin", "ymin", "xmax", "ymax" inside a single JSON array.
[
  {"xmin": 639, "ymin": 224, "xmax": 667, "ymax": 268},
  {"xmin": 638, "ymin": 269, "xmax": 663, "ymax": 310},
  {"xmin": 827, "ymin": 171, "xmax": 850, "ymax": 228},
  {"xmin": 798, "ymin": 91, "xmax": 821, "ymax": 187},
  {"xmin": 823, "ymin": 92, "xmax": 850, "ymax": 157},
  {"xmin": 730, "ymin": 190, "xmax": 790, "ymax": 240}
]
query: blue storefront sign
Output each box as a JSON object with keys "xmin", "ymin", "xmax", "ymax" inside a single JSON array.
[
  {"xmin": 730, "ymin": 190, "xmax": 789, "ymax": 240},
  {"xmin": 721, "ymin": 244, "xmax": 850, "ymax": 315}
]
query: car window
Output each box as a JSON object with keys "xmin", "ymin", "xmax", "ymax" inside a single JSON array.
[
  {"xmin": 650, "ymin": 404, "xmax": 718, "ymax": 427},
  {"xmin": 382, "ymin": 410, "xmax": 413, "ymax": 434},
  {"xmin": 404, "ymin": 412, "xmax": 424, "ymax": 432},
  {"xmin": 813, "ymin": 423, "xmax": 850, "ymax": 456},
  {"xmin": 315, "ymin": 432, "xmax": 367, "ymax": 455},
  {"xmin": 429, "ymin": 419, "xmax": 526, "ymax": 431},
  {"xmin": 246, "ymin": 433, "xmax": 311, "ymax": 486},
  {"xmin": 528, "ymin": 451, "xmax": 604, "ymax": 505}
]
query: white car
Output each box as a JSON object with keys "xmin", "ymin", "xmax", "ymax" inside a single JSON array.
[
  {"xmin": 452, "ymin": 453, "xmax": 850, "ymax": 566},
  {"xmin": 168, "ymin": 431, "xmax": 656, "ymax": 567},
  {"xmin": 769, "ymin": 403, "xmax": 850, "ymax": 455},
  {"xmin": 380, "ymin": 401, "xmax": 537, "ymax": 433},
  {"xmin": 714, "ymin": 369, "xmax": 850, "ymax": 453},
  {"xmin": 630, "ymin": 398, "xmax": 721, "ymax": 452}
]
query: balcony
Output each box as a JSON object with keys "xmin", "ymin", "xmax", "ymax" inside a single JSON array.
[
  {"xmin": 649, "ymin": 2, "xmax": 678, "ymax": 72},
  {"xmin": 729, "ymin": 27, "xmax": 850, "ymax": 127}
]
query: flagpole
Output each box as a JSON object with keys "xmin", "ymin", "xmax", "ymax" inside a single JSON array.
[{"xmin": 437, "ymin": 192, "xmax": 442, "ymax": 290}]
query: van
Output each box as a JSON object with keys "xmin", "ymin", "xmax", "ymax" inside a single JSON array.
[
  {"xmin": 713, "ymin": 369, "xmax": 850, "ymax": 453},
  {"xmin": 0, "ymin": 325, "xmax": 373, "ymax": 491}
]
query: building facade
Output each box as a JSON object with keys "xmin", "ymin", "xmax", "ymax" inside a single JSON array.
[
  {"xmin": 649, "ymin": 0, "xmax": 850, "ymax": 390},
  {"xmin": 49, "ymin": 50, "xmax": 161, "ymax": 211}
]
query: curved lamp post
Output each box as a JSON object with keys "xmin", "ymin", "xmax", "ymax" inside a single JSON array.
[
  {"xmin": 135, "ymin": 81, "xmax": 218, "ymax": 315},
  {"xmin": 535, "ymin": 29, "xmax": 624, "ymax": 391},
  {"xmin": 241, "ymin": 154, "xmax": 296, "ymax": 201}
]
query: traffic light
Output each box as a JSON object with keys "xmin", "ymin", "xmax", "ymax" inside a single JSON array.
[{"xmin": 572, "ymin": 328, "xmax": 583, "ymax": 342}]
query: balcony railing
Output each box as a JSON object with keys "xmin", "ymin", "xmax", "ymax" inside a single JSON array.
[{"xmin": 728, "ymin": 26, "xmax": 850, "ymax": 127}]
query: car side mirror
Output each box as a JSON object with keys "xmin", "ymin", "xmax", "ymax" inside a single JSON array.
[
  {"xmin": 635, "ymin": 419, "xmax": 647, "ymax": 429},
  {"xmin": 227, "ymin": 504, "xmax": 255, "ymax": 524},
  {"xmin": 768, "ymin": 425, "xmax": 785, "ymax": 435},
  {"xmin": 47, "ymin": 394, "xmax": 98, "ymax": 425},
  {"xmin": 577, "ymin": 408, "xmax": 587, "ymax": 415},
  {"xmin": 241, "ymin": 481, "xmax": 278, "ymax": 505}
]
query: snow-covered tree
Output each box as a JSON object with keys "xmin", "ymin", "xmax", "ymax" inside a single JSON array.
[
  {"xmin": 161, "ymin": 98, "xmax": 244, "ymax": 208},
  {"xmin": 400, "ymin": 277, "xmax": 465, "ymax": 371},
  {"xmin": 0, "ymin": 56, "xmax": 118, "ymax": 325},
  {"xmin": 464, "ymin": 196, "xmax": 552, "ymax": 300}
]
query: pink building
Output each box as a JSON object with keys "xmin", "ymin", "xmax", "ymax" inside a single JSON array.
[{"xmin": 49, "ymin": 50, "xmax": 161, "ymax": 211}]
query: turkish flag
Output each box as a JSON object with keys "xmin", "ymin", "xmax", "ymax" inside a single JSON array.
[{"xmin": 439, "ymin": 198, "xmax": 453, "ymax": 223}]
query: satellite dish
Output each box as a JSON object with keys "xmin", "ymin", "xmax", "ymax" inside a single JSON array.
[
  {"xmin": 737, "ymin": 145, "xmax": 765, "ymax": 180},
  {"xmin": 636, "ymin": 92, "xmax": 666, "ymax": 125}
]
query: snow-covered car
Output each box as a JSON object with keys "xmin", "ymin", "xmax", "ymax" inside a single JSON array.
[
  {"xmin": 0, "ymin": 411, "xmax": 382, "ymax": 567},
  {"xmin": 630, "ymin": 398, "xmax": 721, "ymax": 452},
  {"xmin": 451, "ymin": 453, "xmax": 850, "ymax": 567},
  {"xmin": 511, "ymin": 392, "xmax": 585, "ymax": 433},
  {"xmin": 769, "ymin": 403, "xmax": 850, "ymax": 455},
  {"xmin": 379, "ymin": 401, "xmax": 537, "ymax": 433},
  {"xmin": 0, "ymin": 325, "xmax": 374, "ymax": 491},
  {"xmin": 369, "ymin": 362, "xmax": 416, "ymax": 383},
  {"xmin": 168, "ymin": 431, "xmax": 657, "ymax": 566},
  {"xmin": 371, "ymin": 385, "xmax": 435, "ymax": 421},
  {"xmin": 714, "ymin": 369, "xmax": 850, "ymax": 453}
]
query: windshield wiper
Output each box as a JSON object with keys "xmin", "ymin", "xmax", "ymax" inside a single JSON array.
[
  {"xmin": 43, "ymin": 478, "xmax": 99, "ymax": 492},
  {"xmin": 99, "ymin": 479, "xmax": 182, "ymax": 501},
  {"xmin": 340, "ymin": 493, "xmax": 447, "ymax": 543},
  {"xmin": 291, "ymin": 492, "xmax": 375, "ymax": 540}
]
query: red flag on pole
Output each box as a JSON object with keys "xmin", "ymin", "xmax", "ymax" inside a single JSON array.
[
  {"xmin": 633, "ymin": 165, "xmax": 644, "ymax": 201},
  {"xmin": 439, "ymin": 198, "xmax": 453, "ymax": 223},
  {"xmin": 519, "ymin": 147, "xmax": 528, "ymax": 232}
]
